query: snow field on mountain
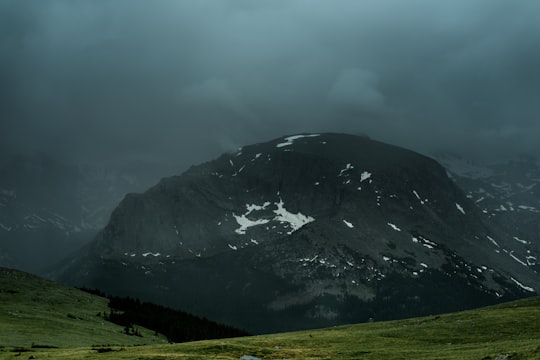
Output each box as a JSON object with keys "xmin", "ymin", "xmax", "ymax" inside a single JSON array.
[
  {"xmin": 276, "ymin": 134, "xmax": 321, "ymax": 148},
  {"xmin": 233, "ymin": 199, "xmax": 314, "ymax": 236}
]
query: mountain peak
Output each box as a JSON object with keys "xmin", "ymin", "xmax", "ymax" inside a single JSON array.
[
  {"xmin": 95, "ymin": 133, "xmax": 452, "ymax": 257},
  {"xmin": 59, "ymin": 133, "xmax": 538, "ymax": 333}
]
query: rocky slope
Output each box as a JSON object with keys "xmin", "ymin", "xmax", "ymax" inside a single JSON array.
[
  {"xmin": 435, "ymin": 153, "xmax": 539, "ymax": 274},
  {"xmin": 57, "ymin": 134, "xmax": 539, "ymax": 333}
]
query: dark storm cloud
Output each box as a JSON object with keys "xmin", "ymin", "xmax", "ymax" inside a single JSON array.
[{"xmin": 1, "ymin": 0, "xmax": 540, "ymax": 169}]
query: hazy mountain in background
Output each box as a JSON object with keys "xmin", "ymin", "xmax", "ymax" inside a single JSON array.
[
  {"xmin": 56, "ymin": 133, "xmax": 538, "ymax": 333},
  {"xmin": 0, "ymin": 152, "xmax": 174, "ymax": 274},
  {"xmin": 434, "ymin": 152, "xmax": 540, "ymax": 273}
]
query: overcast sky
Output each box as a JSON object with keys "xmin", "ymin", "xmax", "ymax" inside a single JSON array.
[{"xmin": 1, "ymin": 0, "xmax": 539, "ymax": 171}]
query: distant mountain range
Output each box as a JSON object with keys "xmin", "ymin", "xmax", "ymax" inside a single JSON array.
[
  {"xmin": 55, "ymin": 133, "xmax": 539, "ymax": 334},
  {"xmin": 434, "ymin": 152, "xmax": 540, "ymax": 274},
  {"xmin": 0, "ymin": 153, "xmax": 171, "ymax": 273}
]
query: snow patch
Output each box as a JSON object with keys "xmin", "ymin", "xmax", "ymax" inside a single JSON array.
[
  {"xmin": 526, "ymin": 256, "xmax": 537, "ymax": 266},
  {"xmin": 387, "ymin": 223, "xmax": 401, "ymax": 232},
  {"xmin": 233, "ymin": 214, "xmax": 270, "ymax": 235},
  {"xmin": 360, "ymin": 171, "xmax": 372, "ymax": 182},
  {"xmin": 412, "ymin": 190, "xmax": 425, "ymax": 204},
  {"xmin": 228, "ymin": 244, "xmax": 238, "ymax": 251},
  {"xmin": 276, "ymin": 134, "xmax": 320, "ymax": 148},
  {"xmin": 510, "ymin": 277, "xmax": 535, "ymax": 292},
  {"xmin": 142, "ymin": 252, "xmax": 161, "ymax": 257},
  {"xmin": 513, "ymin": 236, "xmax": 528, "ymax": 245},
  {"xmin": 424, "ymin": 239, "xmax": 437, "ymax": 247},
  {"xmin": 245, "ymin": 202, "xmax": 271, "ymax": 214},
  {"xmin": 517, "ymin": 205, "xmax": 539, "ymax": 212},
  {"xmin": 486, "ymin": 235, "xmax": 499, "ymax": 247},
  {"xmin": 338, "ymin": 163, "xmax": 354, "ymax": 177},
  {"xmin": 233, "ymin": 199, "xmax": 314, "ymax": 235},
  {"xmin": 455, "ymin": 203, "xmax": 466, "ymax": 214},
  {"xmin": 412, "ymin": 235, "xmax": 437, "ymax": 249},
  {"xmin": 232, "ymin": 164, "xmax": 246, "ymax": 177},
  {"xmin": 343, "ymin": 220, "xmax": 354, "ymax": 228},
  {"xmin": 509, "ymin": 252, "xmax": 528, "ymax": 267},
  {"xmin": 273, "ymin": 199, "xmax": 314, "ymax": 234},
  {"xmin": 0, "ymin": 223, "xmax": 11, "ymax": 231}
]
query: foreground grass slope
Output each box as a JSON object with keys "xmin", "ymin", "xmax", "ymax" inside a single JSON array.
[
  {"xmin": 0, "ymin": 267, "xmax": 167, "ymax": 349},
  {"xmin": 2, "ymin": 292, "xmax": 539, "ymax": 359}
]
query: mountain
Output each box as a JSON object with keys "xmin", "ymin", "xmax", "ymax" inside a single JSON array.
[
  {"xmin": 57, "ymin": 133, "xmax": 539, "ymax": 333},
  {"xmin": 0, "ymin": 153, "xmax": 171, "ymax": 274},
  {"xmin": 434, "ymin": 152, "xmax": 540, "ymax": 274}
]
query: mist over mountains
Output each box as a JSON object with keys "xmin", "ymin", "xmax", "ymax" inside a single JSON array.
[
  {"xmin": 2, "ymin": 0, "xmax": 540, "ymax": 167},
  {"xmin": 1, "ymin": 0, "xmax": 540, "ymax": 339},
  {"xmin": 0, "ymin": 152, "xmax": 174, "ymax": 273}
]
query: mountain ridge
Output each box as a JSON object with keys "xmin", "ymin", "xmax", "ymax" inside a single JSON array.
[{"xmin": 57, "ymin": 133, "xmax": 539, "ymax": 333}]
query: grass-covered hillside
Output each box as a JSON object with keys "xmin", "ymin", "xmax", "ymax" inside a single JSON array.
[
  {"xmin": 0, "ymin": 267, "xmax": 246, "ymax": 353},
  {"xmin": 1, "ymin": 266, "xmax": 539, "ymax": 360},
  {"xmin": 0, "ymin": 267, "xmax": 167, "ymax": 349}
]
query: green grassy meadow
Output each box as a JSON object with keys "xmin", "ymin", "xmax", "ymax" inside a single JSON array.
[
  {"xmin": 1, "ymin": 267, "xmax": 539, "ymax": 359},
  {"xmin": 0, "ymin": 267, "xmax": 167, "ymax": 349}
]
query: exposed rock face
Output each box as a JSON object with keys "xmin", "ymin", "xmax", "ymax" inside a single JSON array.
[{"xmin": 58, "ymin": 134, "xmax": 539, "ymax": 333}]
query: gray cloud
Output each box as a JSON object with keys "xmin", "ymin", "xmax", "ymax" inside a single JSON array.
[
  {"xmin": 328, "ymin": 68, "xmax": 385, "ymax": 111},
  {"xmin": 1, "ymin": 0, "xmax": 540, "ymax": 170}
]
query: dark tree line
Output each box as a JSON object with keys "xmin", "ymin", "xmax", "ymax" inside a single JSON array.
[{"xmin": 80, "ymin": 288, "xmax": 250, "ymax": 342}]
